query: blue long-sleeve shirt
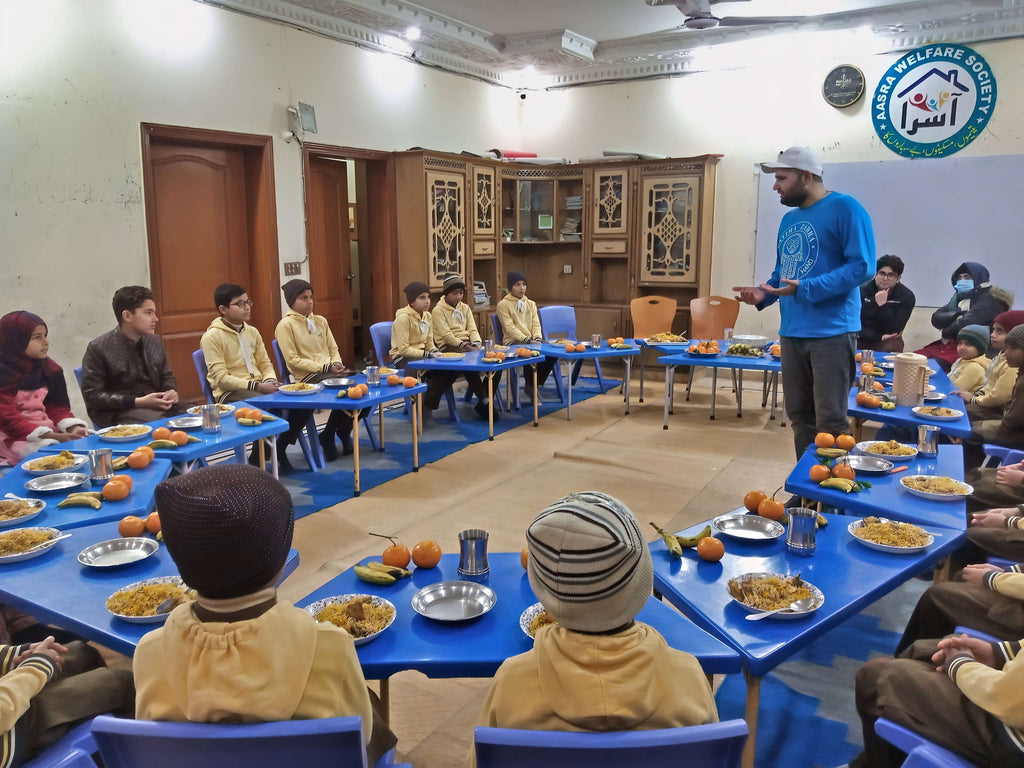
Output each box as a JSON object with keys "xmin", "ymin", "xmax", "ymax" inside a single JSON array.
[{"xmin": 759, "ymin": 192, "xmax": 875, "ymax": 338}]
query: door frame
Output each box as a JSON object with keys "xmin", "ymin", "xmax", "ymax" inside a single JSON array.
[
  {"xmin": 140, "ymin": 123, "xmax": 282, "ymax": 332},
  {"xmin": 302, "ymin": 143, "xmax": 397, "ymax": 354}
]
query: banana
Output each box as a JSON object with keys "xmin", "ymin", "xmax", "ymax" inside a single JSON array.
[
  {"xmin": 353, "ymin": 564, "xmax": 397, "ymax": 585},
  {"xmin": 67, "ymin": 491, "xmax": 103, "ymax": 500},
  {"xmin": 819, "ymin": 477, "xmax": 857, "ymax": 493},
  {"xmin": 186, "ymin": 435, "xmax": 201, "ymax": 443},
  {"xmin": 816, "ymin": 513, "xmax": 829, "ymax": 528},
  {"xmin": 58, "ymin": 495, "xmax": 102, "ymax": 509},
  {"xmin": 111, "ymin": 456, "xmax": 129, "ymax": 471},
  {"xmin": 675, "ymin": 524, "xmax": 713, "ymax": 549},
  {"xmin": 650, "ymin": 522, "xmax": 683, "ymax": 558},
  {"xmin": 148, "ymin": 439, "xmax": 178, "ymax": 449},
  {"xmin": 815, "ymin": 447, "xmax": 849, "ymax": 459},
  {"xmin": 236, "ymin": 418, "xmax": 262, "ymax": 427},
  {"xmin": 261, "ymin": 414, "xmax": 278, "ymax": 421},
  {"xmin": 365, "ymin": 560, "xmax": 413, "ymax": 579}
]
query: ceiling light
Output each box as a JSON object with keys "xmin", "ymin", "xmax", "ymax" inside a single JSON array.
[{"xmin": 405, "ymin": 26, "xmax": 421, "ymax": 41}]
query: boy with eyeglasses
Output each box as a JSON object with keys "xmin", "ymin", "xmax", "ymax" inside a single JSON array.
[{"xmin": 859, "ymin": 255, "xmax": 915, "ymax": 353}]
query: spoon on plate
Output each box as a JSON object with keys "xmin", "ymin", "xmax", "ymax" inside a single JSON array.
[
  {"xmin": 746, "ymin": 596, "xmax": 817, "ymax": 621},
  {"xmin": 155, "ymin": 597, "xmax": 177, "ymax": 615},
  {"xmin": 23, "ymin": 533, "xmax": 72, "ymax": 553}
]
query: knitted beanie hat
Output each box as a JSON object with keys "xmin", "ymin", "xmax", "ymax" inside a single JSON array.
[
  {"xmin": 956, "ymin": 324, "xmax": 989, "ymax": 356},
  {"xmin": 526, "ymin": 491, "xmax": 652, "ymax": 633},
  {"xmin": 994, "ymin": 310, "xmax": 1024, "ymax": 334},
  {"xmin": 404, "ymin": 281, "xmax": 430, "ymax": 303},
  {"xmin": 154, "ymin": 464, "xmax": 294, "ymax": 599},
  {"xmin": 441, "ymin": 274, "xmax": 466, "ymax": 296},
  {"xmin": 281, "ymin": 279, "xmax": 312, "ymax": 308},
  {"xmin": 507, "ymin": 271, "xmax": 527, "ymax": 290},
  {"xmin": 1005, "ymin": 324, "xmax": 1024, "ymax": 350}
]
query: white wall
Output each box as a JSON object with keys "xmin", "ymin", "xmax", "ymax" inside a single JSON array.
[{"xmin": 2, "ymin": 0, "xmax": 1022, "ymax": 414}]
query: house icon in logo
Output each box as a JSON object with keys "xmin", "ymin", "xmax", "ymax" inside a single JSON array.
[{"xmin": 896, "ymin": 68, "xmax": 971, "ymax": 136}]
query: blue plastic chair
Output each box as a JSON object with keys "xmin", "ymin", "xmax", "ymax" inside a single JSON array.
[
  {"xmin": 490, "ymin": 312, "xmax": 544, "ymax": 410},
  {"xmin": 875, "ymin": 718, "xmax": 977, "ymax": 768},
  {"xmin": 192, "ymin": 349, "xmax": 245, "ymax": 465},
  {"xmin": 953, "ymin": 624, "xmax": 1002, "ymax": 643},
  {"xmin": 538, "ymin": 304, "xmax": 600, "ymax": 397},
  {"xmin": 270, "ymin": 340, "xmax": 326, "ymax": 471},
  {"xmin": 474, "ymin": 720, "xmax": 748, "ymax": 768},
  {"xmin": 982, "ymin": 447, "xmax": 1024, "ymax": 468},
  {"xmin": 22, "ymin": 720, "xmax": 97, "ymax": 768},
  {"xmin": 91, "ymin": 714, "xmax": 410, "ymax": 768},
  {"xmin": 72, "ymin": 366, "xmax": 100, "ymax": 430},
  {"xmin": 369, "ymin": 320, "xmax": 459, "ymax": 422}
]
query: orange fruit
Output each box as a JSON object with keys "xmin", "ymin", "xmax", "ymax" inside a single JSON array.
[
  {"xmin": 102, "ymin": 479, "xmax": 130, "ymax": 501},
  {"xmin": 688, "ymin": 344, "xmax": 698, "ymax": 353},
  {"xmin": 855, "ymin": 352, "xmax": 863, "ymax": 362},
  {"xmin": 402, "ymin": 376, "xmax": 417, "ymax": 388},
  {"xmin": 357, "ymin": 383, "xmax": 369, "ymax": 396},
  {"xmin": 118, "ymin": 515, "xmax": 145, "ymax": 537},
  {"xmin": 855, "ymin": 391, "xmax": 870, "ymax": 406},
  {"xmin": 833, "ymin": 463, "xmax": 856, "ymax": 480},
  {"xmin": 564, "ymin": 342, "xmax": 575, "ymax": 353},
  {"xmin": 814, "ymin": 432, "xmax": 836, "ymax": 449},
  {"xmin": 495, "ymin": 351, "xmax": 506, "ymax": 360},
  {"xmin": 743, "ymin": 490, "xmax": 767, "ymax": 513},
  {"xmin": 516, "ymin": 347, "xmax": 531, "ymax": 357},
  {"xmin": 809, "ymin": 463, "xmax": 832, "ymax": 482},
  {"xmin": 520, "ymin": 547, "xmax": 529, "ymax": 570},
  {"xmin": 247, "ymin": 409, "xmax": 263, "ymax": 422},
  {"xmin": 836, "ymin": 434, "xmax": 857, "ymax": 451},
  {"xmin": 151, "ymin": 426, "xmax": 171, "ymax": 441},
  {"xmin": 574, "ymin": 343, "xmax": 586, "ymax": 352},
  {"xmin": 126, "ymin": 451, "xmax": 151, "ymax": 470},
  {"xmin": 387, "ymin": 374, "xmax": 401, "ymax": 386},
  {"xmin": 860, "ymin": 362, "xmax": 874, "ymax": 374},
  {"xmin": 382, "ymin": 543, "xmax": 411, "ymax": 568},
  {"xmin": 169, "ymin": 430, "xmax": 188, "ymax": 446},
  {"xmin": 111, "ymin": 474, "xmax": 133, "ymax": 491},
  {"xmin": 757, "ymin": 489, "xmax": 786, "ymax": 521},
  {"xmin": 137, "ymin": 445, "xmax": 155, "ymax": 461},
  {"xmin": 697, "ymin": 536, "xmax": 725, "ymax": 562},
  {"xmin": 872, "ymin": 381, "xmax": 884, "ymax": 391},
  {"xmin": 865, "ymin": 395, "xmax": 881, "ymax": 409},
  {"xmin": 145, "ymin": 511, "xmax": 161, "ymax": 534},
  {"xmin": 346, "ymin": 386, "xmax": 364, "ymax": 399},
  {"xmin": 234, "ymin": 407, "xmax": 251, "ymax": 420},
  {"xmin": 411, "ymin": 540, "xmax": 442, "ymax": 569}
]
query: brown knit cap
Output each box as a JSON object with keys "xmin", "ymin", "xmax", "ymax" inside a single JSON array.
[{"xmin": 154, "ymin": 464, "xmax": 294, "ymax": 599}]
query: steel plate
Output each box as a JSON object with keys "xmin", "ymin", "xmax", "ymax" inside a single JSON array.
[
  {"xmin": 24, "ymin": 472, "xmax": 90, "ymax": 494},
  {"xmin": 711, "ymin": 512, "xmax": 784, "ymax": 541},
  {"xmin": 411, "ymin": 580, "xmax": 497, "ymax": 622},
  {"xmin": 321, "ymin": 377, "xmax": 356, "ymax": 388},
  {"xmin": 844, "ymin": 455, "xmax": 895, "ymax": 474},
  {"xmin": 166, "ymin": 416, "xmax": 203, "ymax": 430},
  {"xmin": 78, "ymin": 537, "xmax": 159, "ymax": 568}
]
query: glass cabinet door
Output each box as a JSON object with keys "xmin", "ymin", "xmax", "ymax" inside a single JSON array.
[
  {"xmin": 518, "ymin": 179, "xmax": 554, "ymax": 242},
  {"xmin": 427, "ymin": 171, "xmax": 465, "ymax": 286},
  {"xmin": 594, "ymin": 169, "xmax": 628, "ymax": 234},
  {"xmin": 639, "ymin": 175, "xmax": 701, "ymax": 284},
  {"xmin": 473, "ymin": 166, "xmax": 495, "ymax": 236}
]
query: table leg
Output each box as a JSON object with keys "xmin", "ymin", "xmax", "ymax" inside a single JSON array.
[
  {"xmin": 412, "ymin": 397, "xmax": 420, "ymax": 470},
  {"xmin": 761, "ymin": 371, "xmax": 770, "ymax": 408},
  {"xmin": 417, "ymin": 392, "xmax": 423, "ymax": 435},
  {"xmin": 532, "ymin": 367, "xmax": 539, "ymax": 426},
  {"xmin": 379, "ymin": 677, "xmax": 390, "ymax": 724},
  {"xmin": 851, "ymin": 416, "xmax": 864, "ymax": 441},
  {"xmin": 663, "ymin": 365, "xmax": 672, "ymax": 430},
  {"xmin": 770, "ymin": 372, "xmax": 778, "ymax": 421},
  {"xmin": 378, "ymin": 402, "xmax": 385, "ymax": 451},
  {"xmin": 624, "ymin": 358, "xmax": 632, "ymax": 415},
  {"xmin": 710, "ymin": 369, "xmax": 719, "ymax": 420},
  {"xmin": 742, "ymin": 671, "xmax": 761, "ymax": 768},
  {"xmin": 736, "ymin": 370, "xmax": 744, "ymax": 418},
  {"xmin": 351, "ymin": 411, "xmax": 361, "ymax": 497},
  {"xmin": 566, "ymin": 359, "xmax": 573, "ymax": 420},
  {"xmin": 487, "ymin": 374, "xmax": 495, "ymax": 441}
]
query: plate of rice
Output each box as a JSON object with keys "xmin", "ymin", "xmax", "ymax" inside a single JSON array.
[
  {"xmin": 0, "ymin": 498, "xmax": 45, "ymax": 529},
  {"xmin": 912, "ymin": 406, "xmax": 964, "ymax": 422},
  {"xmin": 97, "ymin": 424, "xmax": 152, "ymax": 442},
  {"xmin": 106, "ymin": 576, "xmax": 195, "ymax": 623},
  {"xmin": 855, "ymin": 440, "xmax": 918, "ymax": 459},
  {"xmin": 848, "ymin": 517, "xmax": 933, "ymax": 554},
  {"xmin": 0, "ymin": 527, "xmax": 61, "ymax": 563},
  {"xmin": 899, "ymin": 475, "xmax": 973, "ymax": 501},
  {"xmin": 727, "ymin": 572, "xmax": 824, "ymax": 619},
  {"xmin": 520, "ymin": 602, "xmax": 558, "ymax": 639},
  {"xmin": 306, "ymin": 594, "xmax": 396, "ymax": 645},
  {"xmin": 279, "ymin": 382, "xmax": 323, "ymax": 395},
  {"xmin": 21, "ymin": 451, "xmax": 89, "ymax": 476}
]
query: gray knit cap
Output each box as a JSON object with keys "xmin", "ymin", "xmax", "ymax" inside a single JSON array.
[
  {"xmin": 956, "ymin": 324, "xmax": 989, "ymax": 356},
  {"xmin": 1006, "ymin": 324, "xmax": 1024, "ymax": 350},
  {"xmin": 154, "ymin": 464, "xmax": 294, "ymax": 599},
  {"xmin": 441, "ymin": 274, "xmax": 466, "ymax": 296},
  {"xmin": 526, "ymin": 491, "xmax": 652, "ymax": 633}
]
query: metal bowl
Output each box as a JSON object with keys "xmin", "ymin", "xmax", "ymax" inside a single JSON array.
[
  {"xmin": 166, "ymin": 416, "xmax": 203, "ymax": 430},
  {"xmin": 730, "ymin": 334, "xmax": 769, "ymax": 348},
  {"xmin": 24, "ymin": 472, "xmax": 90, "ymax": 494},
  {"xmin": 844, "ymin": 455, "xmax": 895, "ymax": 474},
  {"xmin": 321, "ymin": 377, "xmax": 356, "ymax": 388},
  {"xmin": 411, "ymin": 580, "xmax": 497, "ymax": 622},
  {"xmin": 712, "ymin": 512, "xmax": 784, "ymax": 541},
  {"xmin": 78, "ymin": 537, "xmax": 159, "ymax": 568}
]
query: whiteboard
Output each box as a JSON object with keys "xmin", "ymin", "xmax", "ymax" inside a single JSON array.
[{"xmin": 754, "ymin": 155, "xmax": 1024, "ymax": 308}]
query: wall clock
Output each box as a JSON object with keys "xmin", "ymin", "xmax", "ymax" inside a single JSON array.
[{"xmin": 823, "ymin": 65, "xmax": 865, "ymax": 108}]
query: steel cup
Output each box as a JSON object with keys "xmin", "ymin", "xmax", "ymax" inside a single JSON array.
[
  {"xmin": 591, "ymin": 333, "xmax": 602, "ymax": 348},
  {"xmin": 89, "ymin": 448, "xmax": 114, "ymax": 483},
  {"xmin": 917, "ymin": 425, "xmax": 940, "ymax": 458},
  {"xmin": 724, "ymin": 328, "xmax": 734, "ymax": 340},
  {"xmin": 785, "ymin": 507, "xmax": 817, "ymax": 557},
  {"xmin": 365, "ymin": 366, "xmax": 380, "ymax": 388},
  {"xmin": 457, "ymin": 528, "xmax": 489, "ymax": 581},
  {"xmin": 484, "ymin": 339, "xmax": 495, "ymax": 355},
  {"xmin": 201, "ymin": 403, "xmax": 222, "ymax": 433}
]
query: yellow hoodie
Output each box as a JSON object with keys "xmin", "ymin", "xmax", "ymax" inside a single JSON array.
[
  {"xmin": 199, "ymin": 317, "xmax": 277, "ymax": 401},
  {"xmin": 496, "ymin": 293, "xmax": 541, "ymax": 345},
  {"xmin": 432, "ymin": 298, "xmax": 481, "ymax": 350},
  {"xmin": 274, "ymin": 310, "xmax": 342, "ymax": 381},
  {"xmin": 390, "ymin": 305, "xmax": 435, "ymax": 361},
  {"xmin": 949, "ymin": 354, "xmax": 989, "ymax": 394},
  {"xmin": 467, "ymin": 622, "xmax": 717, "ymax": 767}
]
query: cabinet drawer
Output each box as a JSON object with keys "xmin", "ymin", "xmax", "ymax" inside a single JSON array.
[
  {"xmin": 593, "ymin": 240, "xmax": 626, "ymax": 254},
  {"xmin": 474, "ymin": 241, "xmax": 496, "ymax": 255}
]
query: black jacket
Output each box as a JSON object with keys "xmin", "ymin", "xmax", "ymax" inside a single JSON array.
[
  {"xmin": 931, "ymin": 261, "xmax": 1012, "ymax": 340},
  {"xmin": 81, "ymin": 329, "xmax": 178, "ymax": 427},
  {"xmin": 859, "ymin": 279, "xmax": 916, "ymax": 344}
]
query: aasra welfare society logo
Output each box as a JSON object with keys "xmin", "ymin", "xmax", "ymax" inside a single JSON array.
[{"xmin": 873, "ymin": 43, "xmax": 996, "ymax": 159}]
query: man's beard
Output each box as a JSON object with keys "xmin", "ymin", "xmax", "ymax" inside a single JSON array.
[{"xmin": 780, "ymin": 189, "xmax": 807, "ymax": 207}]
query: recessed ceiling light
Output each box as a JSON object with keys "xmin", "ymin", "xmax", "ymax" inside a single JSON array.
[{"xmin": 405, "ymin": 26, "xmax": 421, "ymax": 41}]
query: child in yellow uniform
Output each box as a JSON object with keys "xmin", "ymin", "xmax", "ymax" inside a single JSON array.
[
  {"xmin": 390, "ymin": 281, "xmax": 454, "ymax": 417},
  {"xmin": 495, "ymin": 271, "xmax": 553, "ymax": 403},
  {"xmin": 949, "ymin": 324, "xmax": 990, "ymax": 394}
]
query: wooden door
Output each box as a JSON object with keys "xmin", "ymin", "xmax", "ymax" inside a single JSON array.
[
  {"xmin": 306, "ymin": 156, "xmax": 354, "ymax": 364},
  {"xmin": 142, "ymin": 125, "xmax": 280, "ymax": 404}
]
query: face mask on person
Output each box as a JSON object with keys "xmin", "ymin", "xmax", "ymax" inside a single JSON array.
[{"xmin": 954, "ymin": 278, "xmax": 974, "ymax": 294}]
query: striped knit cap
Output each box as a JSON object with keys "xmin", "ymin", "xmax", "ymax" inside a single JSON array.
[
  {"xmin": 526, "ymin": 491, "xmax": 652, "ymax": 633},
  {"xmin": 1006, "ymin": 324, "xmax": 1024, "ymax": 350}
]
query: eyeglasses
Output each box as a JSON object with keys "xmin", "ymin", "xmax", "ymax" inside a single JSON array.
[
  {"xmin": 230, "ymin": 300, "xmax": 254, "ymax": 308},
  {"xmin": 876, "ymin": 270, "xmax": 898, "ymax": 279}
]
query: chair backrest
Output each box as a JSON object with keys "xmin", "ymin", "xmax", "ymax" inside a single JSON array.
[
  {"xmin": 368, "ymin": 321, "xmax": 393, "ymax": 365},
  {"xmin": 689, "ymin": 296, "xmax": 740, "ymax": 340},
  {"xmin": 271, "ymin": 339, "xmax": 293, "ymax": 383},
  {"xmin": 191, "ymin": 349, "xmax": 215, "ymax": 404},
  {"xmin": 630, "ymin": 295, "xmax": 678, "ymax": 339},
  {"xmin": 491, "ymin": 313, "xmax": 503, "ymax": 345},
  {"xmin": 538, "ymin": 305, "xmax": 576, "ymax": 340},
  {"xmin": 874, "ymin": 718, "xmax": 976, "ymax": 768},
  {"xmin": 73, "ymin": 366, "xmax": 84, "ymax": 391},
  {"xmin": 1006, "ymin": 449, "xmax": 1024, "ymax": 465},
  {"xmin": 474, "ymin": 720, "xmax": 748, "ymax": 768},
  {"xmin": 91, "ymin": 715, "xmax": 368, "ymax": 768}
]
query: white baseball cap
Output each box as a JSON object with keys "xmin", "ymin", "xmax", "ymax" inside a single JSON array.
[{"xmin": 760, "ymin": 146, "xmax": 823, "ymax": 177}]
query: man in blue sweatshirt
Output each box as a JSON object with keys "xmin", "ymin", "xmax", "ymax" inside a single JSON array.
[{"xmin": 734, "ymin": 146, "xmax": 875, "ymax": 456}]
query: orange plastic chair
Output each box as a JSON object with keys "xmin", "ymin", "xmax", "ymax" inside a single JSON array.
[
  {"xmin": 630, "ymin": 296, "xmax": 677, "ymax": 402},
  {"xmin": 687, "ymin": 296, "xmax": 740, "ymax": 401}
]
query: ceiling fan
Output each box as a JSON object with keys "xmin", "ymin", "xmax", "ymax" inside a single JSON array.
[{"xmin": 645, "ymin": 0, "xmax": 807, "ymax": 31}]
